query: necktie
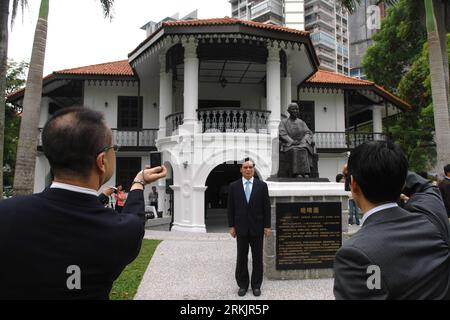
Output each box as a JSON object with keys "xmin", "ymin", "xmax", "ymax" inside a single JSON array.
[{"xmin": 245, "ymin": 180, "xmax": 251, "ymax": 203}]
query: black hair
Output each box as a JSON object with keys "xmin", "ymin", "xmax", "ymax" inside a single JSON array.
[
  {"xmin": 444, "ymin": 164, "xmax": 450, "ymax": 175},
  {"xmin": 335, "ymin": 173, "xmax": 345, "ymax": 182},
  {"xmin": 347, "ymin": 141, "xmax": 408, "ymax": 204},
  {"xmin": 416, "ymin": 171, "xmax": 428, "ymax": 179},
  {"xmin": 42, "ymin": 106, "xmax": 110, "ymax": 179},
  {"xmin": 241, "ymin": 157, "xmax": 255, "ymax": 167}
]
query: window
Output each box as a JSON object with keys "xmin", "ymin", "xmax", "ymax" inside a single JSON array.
[
  {"xmin": 116, "ymin": 157, "xmax": 142, "ymax": 192},
  {"xmin": 298, "ymin": 100, "xmax": 315, "ymax": 131},
  {"xmin": 117, "ymin": 96, "xmax": 143, "ymax": 129}
]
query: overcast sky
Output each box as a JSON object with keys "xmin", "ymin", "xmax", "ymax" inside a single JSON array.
[{"xmin": 8, "ymin": 0, "xmax": 231, "ymax": 75}]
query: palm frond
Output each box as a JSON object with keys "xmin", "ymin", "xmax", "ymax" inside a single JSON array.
[
  {"xmin": 10, "ymin": 0, "xmax": 28, "ymax": 27},
  {"xmin": 99, "ymin": 0, "xmax": 115, "ymax": 20}
]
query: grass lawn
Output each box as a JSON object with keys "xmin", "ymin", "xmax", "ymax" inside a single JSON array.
[{"xmin": 109, "ymin": 239, "xmax": 161, "ymax": 300}]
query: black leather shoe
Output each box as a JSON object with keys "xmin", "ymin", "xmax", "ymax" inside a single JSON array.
[
  {"xmin": 252, "ymin": 288, "xmax": 261, "ymax": 296},
  {"xmin": 238, "ymin": 288, "xmax": 247, "ymax": 296}
]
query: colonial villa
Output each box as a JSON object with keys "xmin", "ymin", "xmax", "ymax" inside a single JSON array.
[{"xmin": 7, "ymin": 17, "xmax": 410, "ymax": 233}]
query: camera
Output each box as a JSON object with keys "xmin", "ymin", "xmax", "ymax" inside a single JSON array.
[
  {"xmin": 112, "ymin": 187, "xmax": 118, "ymax": 194},
  {"xmin": 150, "ymin": 151, "xmax": 162, "ymax": 168}
]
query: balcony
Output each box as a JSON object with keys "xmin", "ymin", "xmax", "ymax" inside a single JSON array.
[
  {"xmin": 165, "ymin": 108, "xmax": 271, "ymax": 136},
  {"xmin": 315, "ymin": 131, "xmax": 387, "ymax": 151},
  {"xmin": 38, "ymin": 128, "xmax": 158, "ymax": 150}
]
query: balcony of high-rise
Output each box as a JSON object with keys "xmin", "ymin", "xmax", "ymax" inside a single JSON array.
[
  {"xmin": 305, "ymin": 14, "xmax": 335, "ymax": 30},
  {"xmin": 316, "ymin": 47, "xmax": 336, "ymax": 61},
  {"xmin": 305, "ymin": 4, "xmax": 335, "ymax": 21},
  {"xmin": 307, "ymin": 0, "xmax": 334, "ymax": 11},
  {"xmin": 311, "ymin": 31, "xmax": 336, "ymax": 51}
]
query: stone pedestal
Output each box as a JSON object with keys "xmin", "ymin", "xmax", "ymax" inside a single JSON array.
[{"xmin": 264, "ymin": 181, "xmax": 349, "ymax": 280}]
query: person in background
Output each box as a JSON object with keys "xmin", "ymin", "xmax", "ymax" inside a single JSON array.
[
  {"xmin": 114, "ymin": 184, "xmax": 126, "ymax": 213},
  {"xmin": 148, "ymin": 186, "xmax": 158, "ymax": 213}
]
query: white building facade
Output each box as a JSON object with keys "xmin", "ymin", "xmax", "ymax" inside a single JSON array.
[{"xmin": 8, "ymin": 18, "xmax": 409, "ymax": 233}]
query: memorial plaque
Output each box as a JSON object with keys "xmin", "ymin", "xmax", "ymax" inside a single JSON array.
[{"xmin": 276, "ymin": 202, "xmax": 342, "ymax": 270}]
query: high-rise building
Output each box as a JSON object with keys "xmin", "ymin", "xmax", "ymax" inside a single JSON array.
[
  {"xmin": 229, "ymin": 0, "xmax": 350, "ymax": 75},
  {"xmin": 348, "ymin": 0, "xmax": 386, "ymax": 79}
]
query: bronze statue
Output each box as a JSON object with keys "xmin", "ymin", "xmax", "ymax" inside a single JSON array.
[{"xmin": 278, "ymin": 103, "xmax": 315, "ymax": 178}]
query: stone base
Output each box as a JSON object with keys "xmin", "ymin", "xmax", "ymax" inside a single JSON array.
[
  {"xmin": 267, "ymin": 176, "xmax": 330, "ymax": 182},
  {"xmin": 264, "ymin": 181, "xmax": 349, "ymax": 280}
]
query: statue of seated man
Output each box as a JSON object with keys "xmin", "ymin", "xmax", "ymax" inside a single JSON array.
[{"xmin": 278, "ymin": 103, "xmax": 315, "ymax": 178}]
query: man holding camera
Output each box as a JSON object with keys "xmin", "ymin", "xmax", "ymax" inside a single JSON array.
[
  {"xmin": 334, "ymin": 141, "xmax": 450, "ymax": 299},
  {"xmin": 0, "ymin": 106, "xmax": 166, "ymax": 299}
]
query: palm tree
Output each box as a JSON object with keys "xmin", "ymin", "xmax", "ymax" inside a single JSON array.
[
  {"xmin": 340, "ymin": 0, "xmax": 450, "ymax": 172},
  {"xmin": 0, "ymin": 0, "xmax": 28, "ymax": 198},
  {"xmin": 12, "ymin": 0, "xmax": 114, "ymax": 196}
]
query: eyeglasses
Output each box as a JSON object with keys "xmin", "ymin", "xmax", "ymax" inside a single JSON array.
[{"xmin": 96, "ymin": 144, "xmax": 119, "ymax": 157}]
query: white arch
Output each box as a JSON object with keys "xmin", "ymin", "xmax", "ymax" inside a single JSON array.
[{"xmin": 194, "ymin": 148, "xmax": 271, "ymax": 187}]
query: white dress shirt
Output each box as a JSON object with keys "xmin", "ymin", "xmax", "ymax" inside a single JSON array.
[
  {"xmin": 242, "ymin": 176, "xmax": 254, "ymax": 195},
  {"xmin": 50, "ymin": 182, "xmax": 98, "ymax": 197},
  {"xmin": 360, "ymin": 202, "xmax": 398, "ymax": 226}
]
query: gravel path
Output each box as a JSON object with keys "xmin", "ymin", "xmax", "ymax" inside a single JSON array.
[{"xmin": 135, "ymin": 230, "xmax": 336, "ymax": 300}]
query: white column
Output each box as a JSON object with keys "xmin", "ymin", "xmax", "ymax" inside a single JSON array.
[
  {"xmin": 39, "ymin": 97, "xmax": 50, "ymax": 128},
  {"xmin": 372, "ymin": 105, "xmax": 383, "ymax": 140},
  {"xmin": 281, "ymin": 57, "xmax": 292, "ymax": 117},
  {"xmin": 158, "ymin": 53, "xmax": 172, "ymax": 139},
  {"xmin": 170, "ymin": 182, "xmax": 207, "ymax": 233},
  {"xmin": 266, "ymin": 45, "xmax": 281, "ymax": 133},
  {"xmin": 182, "ymin": 39, "xmax": 199, "ymax": 131}
]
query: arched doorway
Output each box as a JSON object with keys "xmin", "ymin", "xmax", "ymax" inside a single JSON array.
[{"xmin": 204, "ymin": 161, "xmax": 261, "ymax": 233}]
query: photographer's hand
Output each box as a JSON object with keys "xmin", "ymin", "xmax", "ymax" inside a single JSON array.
[
  {"xmin": 130, "ymin": 165, "xmax": 168, "ymax": 191},
  {"xmin": 102, "ymin": 187, "xmax": 115, "ymax": 197}
]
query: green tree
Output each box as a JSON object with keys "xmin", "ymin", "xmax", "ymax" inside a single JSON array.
[
  {"xmin": 393, "ymin": 34, "xmax": 450, "ymax": 171},
  {"xmin": 340, "ymin": 0, "xmax": 450, "ymax": 174},
  {"xmin": 3, "ymin": 60, "xmax": 27, "ymax": 188},
  {"xmin": 0, "ymin": 0, "xmax": 28, "ymax": 197},
  {"xmin": 13, "ymin": 0, "xmax": 114, "ymax": 196},
  {"xmin": 361, "ymin": 0, "xmax": 426, "ymax": 93}
]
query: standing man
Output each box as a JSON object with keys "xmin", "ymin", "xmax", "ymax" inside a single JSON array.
[
  {"xmin": 227, "ymin": 158, "xmax": 271, "ymax": 297},
  {"xmin": 148, "ymin": 186, "xmax": 159, "ymax": 216},
  {"xmin": 0, "ymin": 106, "xmax": 167, "ymax": 299},
  {"xmin": 438, "ymin": 164, "xmax": 450, "ymax": 217},
  {"xmin": 333, "ymin": 141, "xmax": 450, "ymax": 299}
]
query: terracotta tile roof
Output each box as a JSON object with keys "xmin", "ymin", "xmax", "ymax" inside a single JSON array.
[
  {"xmin": 162, "ymin": 17, "xmax": 310, "ymax": 36},
  {"xmin": 306, "ymin": 69, "xmax": 374, "ymax": 86},
  {"xmin": 55, "ymin": 60, "xmax": 134, "ymax": 76},
  {"xmin": 7, "ymin": 60, "xmax": 135, "ymax": 101},
  {"xmin": 129, "ymin": 17, "xmax": 311, "ymax": 58}
]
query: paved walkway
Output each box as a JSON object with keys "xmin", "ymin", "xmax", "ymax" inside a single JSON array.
[{"xmin": 133, "ymin": 228, "xmax": 360, "ymax": 300}]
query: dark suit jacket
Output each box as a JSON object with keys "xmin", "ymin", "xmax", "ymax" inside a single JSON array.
[
  {"xmin": 0, "ymin": 187, "xmax": 146, "ymax": 300},
  {"xmin": 227, "ymin": 178, "xmax": 271, "ymax": 237},
  {"xmin": 438, "ymin": 178, "xmax": 450, "ymax": 217},
  {"xmin": 334, "ymin": 173, "xmax": 450, "ymax": 299}
]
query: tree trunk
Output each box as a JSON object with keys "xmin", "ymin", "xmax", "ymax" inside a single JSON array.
[
  {"xmin": 425, "ymin": 0, "xmax": 450, "ymax": 173},
  {"xmin": 0, "ymin": 0, "xmax": 11, "ymax": 199},
  {"xmin": 13, "ymin": 0, "xmax": 49, "ymax": 195}
]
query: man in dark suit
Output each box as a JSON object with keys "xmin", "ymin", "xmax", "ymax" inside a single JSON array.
[
  {"xmin": 438, "ymin": 164, "xmax": 450, "ymax": 217},
  {"xmin": 334, "ymin": 141, "xmax": 450, "ymax": 299},
  {"xmin": 227, "ymin": 158, "xmax": 271, "ymax": 297},
  {"xmin": 0, "ymin": 106, "xmax": 166, "ymax": 299}
]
